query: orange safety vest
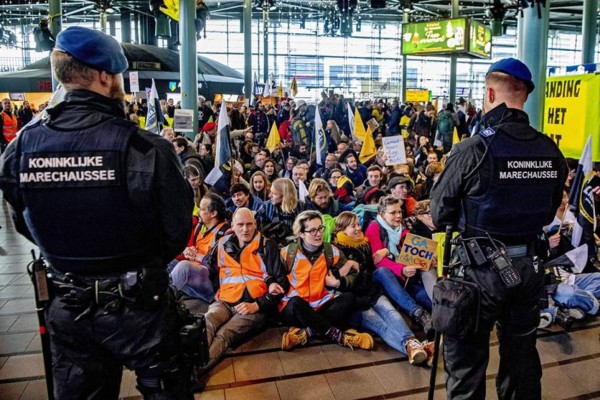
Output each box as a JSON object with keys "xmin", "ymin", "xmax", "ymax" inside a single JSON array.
[
  {"xmin": 217, "ymin": 233, "xmax": 269, "ymax": 304},
  {"xmin": 2, "ymin": 111, "xmax": 18, "ymax": 143},
  {"xmin": 279, "ymin": 244, "xmax": 340, "ymax": 311},
  {"xmin": 194, "ymin": 221, "xmax": 229, "ymax": 257}
]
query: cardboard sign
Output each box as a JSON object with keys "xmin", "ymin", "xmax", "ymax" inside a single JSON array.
[
  {"xmin": 129, "ymin": 71, "xmax": 139, "ymax": 93},
  {"xmin": 173, "ymin": 109, "xmax": 194, "ymax": 133},
  {"xmin": 382, "ymin": 136, "xmax": 407, "ymax": 165},
  {"xmin": 398, "ymin": 233, "xmax": 438, "ymax": 270}
]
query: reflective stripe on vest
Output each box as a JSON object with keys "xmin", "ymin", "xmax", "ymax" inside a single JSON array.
[
  {"xmin": 195, "ymin": 221, "xmax": 229, "ymax": 257},
  {"xmin": 217, "ymin": 233, "xmax": 268, "ymax": 303},
  {"xmin": 279, "ymin": 244, "xmax": 340, "ymax": 311},
  {"xmin": 2, "ymin": 112, "xmax": 18, "ymax": 143}
]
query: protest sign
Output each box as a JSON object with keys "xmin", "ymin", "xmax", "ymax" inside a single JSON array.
[
  {"xmin": 382, "ymin": 136, "xmax": 407, "ymax": 165},
  {"xmin": 398, "ymin": 233, "xmax": 438, "ymax": 270}
]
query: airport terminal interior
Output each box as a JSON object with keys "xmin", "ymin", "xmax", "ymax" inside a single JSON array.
[{"xmin": 0, "ymin": 1, "xmax": 600, "ymax": 399}]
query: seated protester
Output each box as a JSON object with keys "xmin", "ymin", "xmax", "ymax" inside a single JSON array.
[
  {"xmin": 315, "ymin": 153, "xmax": 339, "ymax": 180},
  {"xmin": 356, "ymin": 165, "xmax": 385, "ymax": 202},
  {"xmin": 173, "ymin": 137, "xmax": 203, "ymax": 173},
  {"xmin": 279, "ymin": 211, "xmax": 374, "ymax": 351},
  {"xmin": 292, "ymin": 165, "xmax": 308, "ymax": 197},
  {"xmin": 329, "ymin": 168, "xmax": 356, "ymax": 207},
  {"xmin": 423, "ymin": 161, "xmax": 443, "ymax": 199},
  {"xmin": 185, "ymin": 164, "xmax": 208, "ymax": 211},
  {"xmin": 340, "ymin": 150, "xmax": 368, "ymax": 187},
  {"xmin": 387, "ymin": 175, "xmax": 417, "ymax": 217},
  {"xmin": 263, "ymin": 158, "xmax": 278, "ymax": 183},
  {"xmin": 160, "ymin": 127, "xmax": 175, "ymax": 142},
  {"xmin": 169, "ymin": 193, "xmax": 230, "ymax": 302},
  {"xmin": 333, "ymin": 212, "xmax": 434, "ymax": 365},
  {"xmin": 365, "ymin": 196, "xmax": 434, "ymax": 339},
  {"xmin": 296, "ymin": 160, "xmax": 311, "ymax": 186},
  {"xmin": 245, "ymin": 152, "xmax": 267, "ymax": 181},
  {"xmin": 256, "ymin": 178, "xmax": 305, "ymax": 245},
  {"xmin": 198, "ymin": 143, "xmax": 214, "ymax": 176},
  {"xmin": 250, "ymin": 171, "xmax": 270, "ymax": 202},
  {"xmin": 226, "ymin": 183, "xmax": 263, "ymax": 214},
  {"xmin": 279, "ymin": 156, "xmax": 298, "ymax": 179},
  {"xmin": 195, "ymin": 208, "xmax": 289, "ymax": 380},
  {"xmin": 306, "ymin": 178, "xmax": 342, "ymax": 217}
]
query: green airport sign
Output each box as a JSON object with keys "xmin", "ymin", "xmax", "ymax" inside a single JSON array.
[{"xmin": 469, "ymin": 20, "xmax": 492, "ymax": 58}]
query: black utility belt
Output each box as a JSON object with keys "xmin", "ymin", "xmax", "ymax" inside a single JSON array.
[{"xmin": 50, "ymin": 267, "xmax": 169, "ymax": 309}]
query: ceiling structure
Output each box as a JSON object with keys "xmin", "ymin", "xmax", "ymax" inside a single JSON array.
[{"xmin": 0, "ymin": 0, "xmax": 595, "ymax": 34}]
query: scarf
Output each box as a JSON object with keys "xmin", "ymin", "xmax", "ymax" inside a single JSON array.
[
  {"xmin": 334, "ymin": 231, "xmax": 369, "ymax": 248},
  {"xmin": 376, "ymin": 214, "xmax": 402, "ymax": 258}
]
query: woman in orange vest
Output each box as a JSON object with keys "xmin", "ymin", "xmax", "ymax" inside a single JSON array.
[
  {"xmin": 169, "ymin": 192, "xmax": 230, "ymax": 302},
  {"xmin": 279, "ymin": 210, "xmax": 374, "ymax": 351},
  {"xmin": 1, "ymin": 98, "xmax": 18, "ymax": 149}
]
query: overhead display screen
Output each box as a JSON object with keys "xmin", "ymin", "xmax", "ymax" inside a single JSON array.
[
  {"xmin": 469, "ymin": 20, "xmax": 492, "ymax": 58},
  {"xmin": 401, "ymin": 18, "xmax": 467, "ymax": 56},
  {"xmin": 402, "ymin": 18, "xmax": 492, "ymax": 59}
]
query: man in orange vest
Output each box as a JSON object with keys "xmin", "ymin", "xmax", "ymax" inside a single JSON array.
[
  {"xmin": 195, "ymin": 207, "xmax": 289, "ymax": 388},
  {"xmin": 0, "ymin": 98, "xmax": 18, "ymax": 150}
]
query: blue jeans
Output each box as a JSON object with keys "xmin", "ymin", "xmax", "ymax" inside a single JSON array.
[
  {"xmin": 372, "ymin": 267, "xmax": 431, "ymax": 317},
  {"xmin": 351, "ymin": 295, "xmax": 414, "ymax": 354},
  {"xmin": 169, "ymin": 260, "xmax": 215, "ymax": 303},
  {"xmin": 553, "ymin": 273, "xmax": 600, "ymax": 315}
]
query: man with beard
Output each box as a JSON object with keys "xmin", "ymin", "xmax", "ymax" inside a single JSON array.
[{"xmin": 0, "ymin": 27, "xmax": 194, "ymax": 399}]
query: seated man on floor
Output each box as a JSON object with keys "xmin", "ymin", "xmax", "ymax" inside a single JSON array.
[
  {"xmin": 169, "ymin": 193, "xmax": 230, "ymax": 302},
  {"xmin": 195, "ymin": 208, "xmax": 289, "ymax": 385}
]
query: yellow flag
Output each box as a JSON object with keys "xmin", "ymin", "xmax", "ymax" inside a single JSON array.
[
  {"xmin": 290, "ymin": 76, "xmax": 298, "ymax": 97},
  {"xmin": 277, "ymin": 81, "xmax": 284, "ymax": 98},
  {"xmin": 266, "ymin": 121, "xmax": 280, "ymax": 152},
  {"xmin": 359, "ymin": 127, "xmax": 376, "ymax": 164},
  {"xmin": 160, "ymin": 0, "xmax": 179, "ymax": 21},
  {"xmin": 353, "ymin": 107, "xmax": 367, "ymax": 143},
  {"xmin": 433, "ymin": 98, "xmax": 439, "ymax": 112},
  {"xmin": 452, "ymin": 127, "xmax": 461, "ymax": 145}
]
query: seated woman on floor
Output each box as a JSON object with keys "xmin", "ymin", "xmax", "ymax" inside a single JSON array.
[
  {"xmin": 169, "ymin": 193, "xmax": 230, "ymax": 302},
  {"xmin": 365, "ymin": 196, "xmax": 434, "ymax": 339},
  {"xmin": 279, "ymin": 210, "xmax": 374, "ymax": 351},
  {"xmin": 333, "ymin": 212, "xmax": 434, "ymax": 365}
]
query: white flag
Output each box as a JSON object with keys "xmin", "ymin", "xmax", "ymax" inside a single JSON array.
[
  {"xmin": 347, "ymin": 102, "xmax": 355, "ymax": 141},
  {"xmin": 298, "ymin": 180, "xmax": 309, "ymax": 202}
]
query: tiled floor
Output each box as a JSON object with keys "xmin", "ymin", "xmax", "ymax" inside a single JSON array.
[{"xmin": 0, "ymin": 203, "xmax": 599, "ymax": 400}]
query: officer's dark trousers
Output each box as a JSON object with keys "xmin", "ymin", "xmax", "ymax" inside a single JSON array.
[
  {"xmin": 46, "ymin": 289, "xmax": 192, "ymax": 400},
  {"xmin": 443, "ymin": 255, "xmax": 544, "ymax": 400}
]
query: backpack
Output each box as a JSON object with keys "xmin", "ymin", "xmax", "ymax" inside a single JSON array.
[
  {"xmin": 437, "ymin": 111, "xmax": 454, "ymax": 134},
  {"xmin": 291, "ymin": 118, "xmax": 308, "ymax": 145},
  {"xmin": 285, "ymin": 239, "xmax": 334, "ymax": 273}
]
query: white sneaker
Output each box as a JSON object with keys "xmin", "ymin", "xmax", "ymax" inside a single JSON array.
[{"xmin": 538, "ymin": 311, "xmax": 553, "ymax": 329}]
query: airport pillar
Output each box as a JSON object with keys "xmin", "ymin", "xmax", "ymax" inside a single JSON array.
[
  {"xmin": 49, "ymin": 0, "xmax": 62, "ymax": 91},
  {"xmin": 180, "ymin": 0, "xmax": 198, "ymax": 138},
  {"xmin": 244, "ymin": 0, "xmax": 252, "ymax": 106},
  {"xmin": 121, "ymin": 11, "xmax": 132, "ymax": 43},
  {"xmin": 401, "ymin": 11, "xmax": 408, "ymax": 103},
  {"xmin": 517, "ymin": 0, "xmax": 550, "ymax": 131},
  {"xmin": 263, "ymin": 9, "xmax": 269, "ymax": 86},
  {"xmin": 581, "ymin": 0, "xmax": 598, "ymax": 64},
  {"xmin": 448, "ymin": 0, "xmax": 459, "ymax": 106}
]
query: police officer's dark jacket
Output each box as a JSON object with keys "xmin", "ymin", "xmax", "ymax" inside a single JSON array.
[
  {"xmin": 430, "ymin": 103, "xmax": 567, "ymax": 243},
  {"xmin": 0, "ymin": 89, "xmax": 194, "ymax": 274}
]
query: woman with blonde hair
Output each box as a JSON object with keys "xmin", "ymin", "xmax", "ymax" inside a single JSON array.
[
  {"xmin": 333, "ymin": 212, "xmax": 433, "ymax": 365},
  {"xmin": 256, "ymin": 178, "xmax": 304, "ymax": 243},
  {"xmin": 250, "ymin": 170, "xmax": 270, "ymax": 201},
  {"xmin": 279, "ymin": 211, "xmax": 374, "ymax": 351}
]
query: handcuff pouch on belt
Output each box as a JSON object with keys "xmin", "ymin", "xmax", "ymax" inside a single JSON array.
[
  {"xmin": 432, "ymin": 278, "xmax": 480, "ymax": 338},
  {"xmin": 120, "ymin": 268, "xmax": 170, "ymax": 310}
]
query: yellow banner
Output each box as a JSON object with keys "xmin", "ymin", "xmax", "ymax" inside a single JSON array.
[
  {"xmin": 405, "ymin": 89, "xmax": 430, "ymax": 103},
  {"xmin": 543, "ymin": 74, "xmax": 600, "ymax": 161}
]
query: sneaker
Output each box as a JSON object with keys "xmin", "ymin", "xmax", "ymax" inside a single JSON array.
[
  {"xmin": 422, "ymin": 340, "xmax": 436, "ymax": 367},
  {"xmin": 413, "ymin": 308, "xmax": 435, "ymax": 340},
  {"xmin": 555, "ymin": 309, "xmax": 574, "ymax": 332},
  {"xmin": 538, "ymin": 311, "xmax": 553, "ymax": 329},
  {"xmin": 341, "ymin": 329, "xmax": 374, "ymax": 350},
  {"xmin": 405, "ymin": 338, "xmax": 427, "ymax": 365},
  {"xmin": 281, "ymin": 327, "xmax": 308, "ymax": 351},
  {"xmin": 566, "ymin": 307, "xmax": 586, "ymax": 320}
]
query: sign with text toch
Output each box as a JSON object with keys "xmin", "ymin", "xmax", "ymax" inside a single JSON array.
[{"xmin": 398, "ymin": 233, "xmax": 438, "ymax": 270}]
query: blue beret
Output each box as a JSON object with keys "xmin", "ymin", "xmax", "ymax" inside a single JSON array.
[
  {"xmin": 55, "ymin": 27, "xmax": 128, "ymax": 74},
  {"xmin": 486, "ymin": 57, "xmax": 535, "ymax": 93}
]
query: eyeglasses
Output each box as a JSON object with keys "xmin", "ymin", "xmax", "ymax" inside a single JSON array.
[
  {"xmin": 385, "ymin": 211, "xmax": 402, "ymax": 216},
  {"xmin": 304, "ymin": 226, "xmax": 325, "ymax": 235}
]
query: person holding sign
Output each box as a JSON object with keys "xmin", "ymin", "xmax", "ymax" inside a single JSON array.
[
  {"xmin": 431, "ymin": 58, "xmax": 567, "ymax": 400},
  {"xmin": 365, "ymin": 196, "xmax": 434, "ymax": 339},
  {"xmin": 333, "ymin": 212, "xmax": 434, "ymax": 366}
]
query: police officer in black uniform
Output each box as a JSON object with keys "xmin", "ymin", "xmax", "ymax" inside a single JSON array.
[
  {"xmin": 430, "ymin": 58, "xmax": 567, "ymax": 400},
  {"xmin": 0, "ymin": 27, "xmax": 194, "ymax": 399}
]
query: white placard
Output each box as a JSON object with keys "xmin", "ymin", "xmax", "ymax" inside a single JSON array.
[
  {"xmin": 129, "ymin": 71, "xmax": 139, "ymax": 93},
  {"xmin": 382, "ymin": 136, "xmax": 407, "ymax": 165},
  {"xmin": 173, "ymin": 109, "xmax": 194, "ymax": 133}
]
